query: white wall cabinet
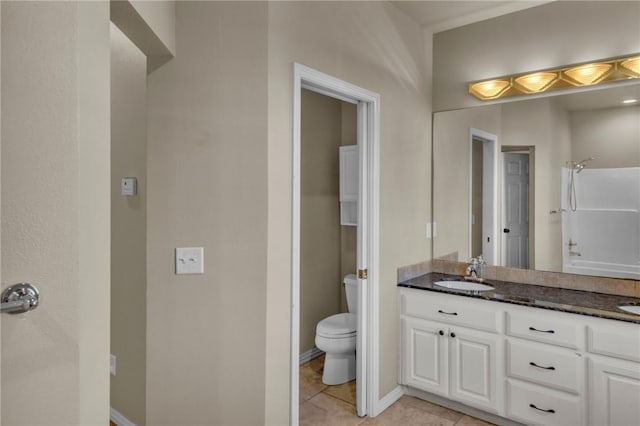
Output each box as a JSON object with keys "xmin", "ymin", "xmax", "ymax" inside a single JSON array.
[
  {"xmin": 339, "ymin": 145, "xmax": 358, "ymax": 226},
  {"xmin": 399, "ymin": 287, "xmax": 640, "ymax": 426}
]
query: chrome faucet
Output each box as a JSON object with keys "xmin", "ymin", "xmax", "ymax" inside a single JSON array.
[{"xmin": 465, "ymin": 255, "xmax": 487, "ymax": 282}]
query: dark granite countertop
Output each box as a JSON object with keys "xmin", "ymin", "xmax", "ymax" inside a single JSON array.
[{"xmin": 398, "ymin": 272, "xmax": 640, "ymax": 324}]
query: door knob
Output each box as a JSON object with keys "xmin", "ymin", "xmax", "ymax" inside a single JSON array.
[{"xmin": 1, "ymin": 283, "xmax": 40, "ymax": 314}]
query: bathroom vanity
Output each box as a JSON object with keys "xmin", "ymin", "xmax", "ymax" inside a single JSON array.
[{"xmin": 398, "ymin": 273, "xmax": 640, "ymax": 426}]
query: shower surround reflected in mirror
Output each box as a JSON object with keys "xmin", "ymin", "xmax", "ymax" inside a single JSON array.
[
  {"xmin": 561, "ymin": 165, "xmax": 640, "ymax": 279},
  {"xmin": 433, "ymin": 82, "xmax": 640, "ymax": 280}
]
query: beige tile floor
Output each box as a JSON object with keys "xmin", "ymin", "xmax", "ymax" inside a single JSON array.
[{"xmin": 300, "ymin": 355, "xmax": 495, "ymax": 426}]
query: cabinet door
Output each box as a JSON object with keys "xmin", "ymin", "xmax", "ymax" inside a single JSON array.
[
  {"xmin": 449, "ymin": 327, "xmax": 501, "ymax": 413},
  {"xmin": 401, "ymin": 317, "xmax": 448, "ymax": 396},
  {"xmin": 339, "ymin": 145, "xmax": 358, "ymax": 201},
  {"xmin": 589, "ymin": 356, "xmax": 640, "ymax": 426}
]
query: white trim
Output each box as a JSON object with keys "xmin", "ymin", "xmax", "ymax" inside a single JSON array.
[
  {"xmin": 299, "ymin": 347, "xmax": 324, "ymax": 365},
  {"xmin": 371, "ymin": 385, "xmax": 405, "ymax": 417},
  {"xmin": 291, "ymin": 63, "xmax": 381, "ymax": 424},
  {"xmin": 110, "ymin": 407, "xmax": 136, "ymax": 426},
  {"xmin": 468, "ymin": 128, "xmax": 498, "ymax": 265}
]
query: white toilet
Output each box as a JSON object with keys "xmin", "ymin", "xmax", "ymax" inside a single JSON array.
[{"xmin": 315, "ymin": 274, "xmax": 358, "ymax": 385}]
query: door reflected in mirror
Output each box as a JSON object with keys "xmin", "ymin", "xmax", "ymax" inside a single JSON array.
[{"xmin": 434, "ymin": 83, "xmax": 640, "ymax": 280}]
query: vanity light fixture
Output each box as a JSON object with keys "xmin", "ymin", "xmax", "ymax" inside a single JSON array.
[
  {"xmin": 619, "ymin": 56, "xmax": 640, "ymax": 78},
  {"xmin": 469, "ymin": 53, "xmax": 640, "ymax": 100},
  {"xmin": 562, "ymin": 62, "xmax": 613, "ymax": 86},
  {"xmin": 468, "ymin": 79, "xmax": 511, "ymax": 100},
  {"xmin": 513, "ymin": 72, "xmax": 558, "ymax": 93}
]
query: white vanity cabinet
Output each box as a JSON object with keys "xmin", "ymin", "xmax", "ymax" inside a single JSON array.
[
  {"xmin": 399, "ymin": 286, "xmax": 640, "ymax": 426},
  {"xmin": 504, "ymin": 307, "xmax": 586, "ymax": 426},
  {"xmin": 400, "ymin": 289, "xmax": 503, "ymax": 414},
  {"xmin": 587, "ymin": 319, "xmax": 640, "ymax": 426}
]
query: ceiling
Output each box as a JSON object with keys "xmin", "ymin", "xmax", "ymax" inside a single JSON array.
[{"xmin": 390, "ymin": 1, "xmax": 552, "ymax": 33}]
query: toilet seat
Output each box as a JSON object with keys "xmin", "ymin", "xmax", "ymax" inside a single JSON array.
[{"xmin": 316, "ymin": 313, "xmax": 356, "ymax": 338}]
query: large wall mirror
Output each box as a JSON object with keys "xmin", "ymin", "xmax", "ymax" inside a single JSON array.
[{"xmin": 433, "ymin": 82, "xmax": 640, "ymax": 280}]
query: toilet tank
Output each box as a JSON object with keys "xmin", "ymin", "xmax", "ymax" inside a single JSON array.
[{"xmin": 344, "ymin": 274, "xmax": 358, "ymax": 314}]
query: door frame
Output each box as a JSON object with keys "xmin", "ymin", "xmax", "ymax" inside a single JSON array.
[
  {"xmin": 291, "ymin": 63, "xmax": 380, "ymax": 422},
  {"xmin": 468, "ymin": 128, "xmax": 498, "ymax": 265}
]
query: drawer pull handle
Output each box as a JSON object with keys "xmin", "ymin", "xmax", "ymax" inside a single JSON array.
[
  {"xmin": 438, "ymin": 309, "xmax": 458, "ymax": 316},
  {"xmin": 438, "ymin": 330, "xmax": 445, "ymax": 336},
  {"xmin": 529, "ymin": 404, "xmax": 555, "ymax": 414},
  {"xmin": 529, "ymin": 326, "xmax": 555, "ymax": 334},
  {"xmin": 529, "ymin": 361, "xmax": 555, "ymax": 371}
]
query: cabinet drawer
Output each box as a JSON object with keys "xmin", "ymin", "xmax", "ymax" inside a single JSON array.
[
  {"xmin": 401, "ymin": 290, "xmax": 501, "ymax": 333},
  {"xmin": 587, "ymin": 321, "xmax": 640, "ymax": 363},
  {"xmin": 506, "ymin": 339, "xmax": 582, "ymax": 394},
  {"xmin": 506, "ymin": 310, "xmax": 581, "ymax": 348},
  {"xmin": 506, "ymin": 379, "xmax": 583, "ymax": 426}
]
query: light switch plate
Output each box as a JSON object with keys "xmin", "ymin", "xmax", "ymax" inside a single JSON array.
[{"xmin": 175, "ymin": 247, "xmax": 204, "ymax": 274}]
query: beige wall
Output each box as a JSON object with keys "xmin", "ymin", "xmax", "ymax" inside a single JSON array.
[
  {"xmin": 146, "ymin": 2, "xmax": 268, "ymax": 425},
  {"xmin": 501, "ymin": 98, "xmax": 570, "ymax": 272},
  {"xmin": 432, "ymin": 105, "xmax": 501, "ymax": 261},
  {"xmin": 266, "ymin": 2, "xmax": 431, "ymax": 422},
  {"xmin": 433, "ymin": 97, "xmax": 572, "ymax": 272},
  {"xmin": 110, "ymin": 0, "xmax": 175, "ymax": 72},
  {"xmin": 299, "ymin": 90, "xmax": 359, "ymax": 354},
  {"xmin": 110, "ymin": 24, "xmax": 147, "ymax": 426},
  {"xmin": 129, "ymin": 0, "xmax": 176, "ymax": 54},
  {"xmin": 300, "ymin": 90, "xmax": 342, "ymax": 354},
  {"xmin": 433, "ymin": 1, "xmax": 640, "ymax": 111},
  {"xmin": 571, "ymin": 106, "xmax": 640, "ymax": 168},
  {"xmin": 340, "ymin": 103, "xmax": 358, "ymax": 312},
  {"xmin": 1, "ymin": 1, "xmax": 110, "ymax": 424}
]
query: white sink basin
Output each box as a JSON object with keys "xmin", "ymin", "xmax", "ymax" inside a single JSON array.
[
  {"xmin": 434, "ymin": 280, "xmax": 495, "ymax": 292},
  {"xmin": 618, "ymin": 305, "xmax": 640, "ymax": 315}
]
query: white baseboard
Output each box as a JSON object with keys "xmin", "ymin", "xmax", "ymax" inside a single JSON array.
[
  {"xmin": 299, "ymin": 347, "xmax": 324, "ymax": 365},
  {"xmin": 110, "ymin": 407, "xmax": 136, "ymax": 426},
  {"xmin": 371, "ymin": 385, "xmax": 405, "ymax": 417}
]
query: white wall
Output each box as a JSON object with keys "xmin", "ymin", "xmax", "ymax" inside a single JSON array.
[
  {"xmin": 433, "ymin": 1, "xmax": 640, "ymax": 111},
  {"xmin": 1, "ymin": 2, "xmax": 110, "ymax": 424},
  {"xmin": 266, "ymin": 2, "xmax": 431, "ymax": 422}
]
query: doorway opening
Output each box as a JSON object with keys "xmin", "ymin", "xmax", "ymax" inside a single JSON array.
[
  {"xmin": 501, "ymin": 146, "xmax": 535, "ymax": 269},
  {"xmin": 469, "ymin": 129, "xmax": 498, "ymax": 265},
  {"xmin": 292, "ymin": 64, "xmax": 380, "ymax": 423}
]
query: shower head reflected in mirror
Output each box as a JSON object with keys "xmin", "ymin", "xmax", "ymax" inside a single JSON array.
[
  {"xmin": 566, "ymin": 157, "xmax": 595, "ymax": 211},
  {"xmin": 566, "ymin": 157, "xmax": 595, "ymax": 173},
  {"xmin": 575, "ymin": 157, "xmax": 595, "ymax": 173}
]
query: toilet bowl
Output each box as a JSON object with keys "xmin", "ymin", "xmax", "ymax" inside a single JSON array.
[{"xmin": 314, "ymin": 274, "xmax": 358, "ymax": 385}]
